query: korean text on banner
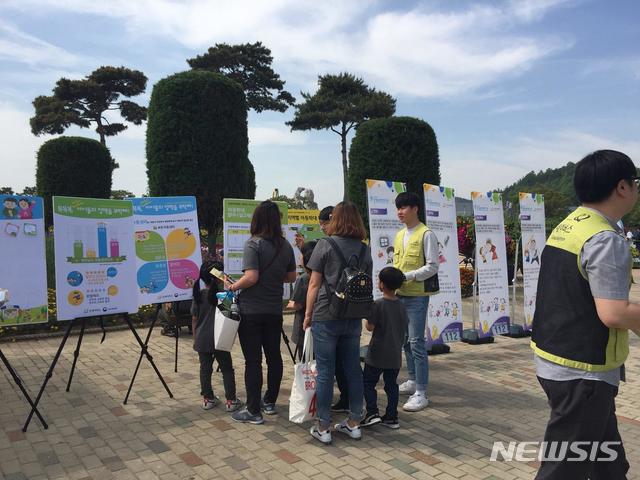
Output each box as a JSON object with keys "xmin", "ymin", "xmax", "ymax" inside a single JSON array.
[
  {"xmin": 53, "ymin": 196, "xmax": 138, "ymax": 321},
  {"xmin": 366, "ymin": 179, "xmax": 406, "ymax": 300},
  {"xmin": 0, "ymin": 195, "xmax": 48, "ymax": 326},
  {"xmin": 423, "ymin": 185, "xmax": 463, "ymax": 345},
  {"xmin": 285, "ymin": 209, "xmax": 323, "ymax": 274},
  {"xmin": 132, "ymin": 197, "xmax": 202, "ymax": 305},
  {"xmin": 519, "ymin": 192, "xmax": 546, "ymax": 331},
  {"xmin": 471, "ymin": 191, "xmax": 510, "ymax": 337}
]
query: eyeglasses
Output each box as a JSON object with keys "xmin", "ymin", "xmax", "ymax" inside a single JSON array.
[{"xmin": 631, "ymin": 176, "xmax": 640, "ymax": 189}]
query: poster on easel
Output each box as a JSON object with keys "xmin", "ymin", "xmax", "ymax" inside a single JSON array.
[
  {"xmin": 471, "ymin": 191, "xmax": 510, "ymax": 337},
  {"xmin": 366, "ymin": 179, "xmax": 407, "ymax": 300},
  {"xmin": 223, "ymin": 199, "xmax": 290, "ymax": 297},
  {"xmin": 0, "ymin": 195, "xmax": 48, "ymax": 326},
  {"xmin": 423, "ymin": 185, "xmax": 463, "ymax": 346},
  {"xmin": 53, "ymin": 197, "xmax": 138, "ymax": 321},
  {"xmin": 519, "ymin": 192, "xmax": 545, "ymax": 331},
  {"xmin": 132, "ymin": 197, "xmax": 202, "ymax": 305},
  {"xmin": 285, "ymin": 209, "xmax": 323, "ymax": 273}
]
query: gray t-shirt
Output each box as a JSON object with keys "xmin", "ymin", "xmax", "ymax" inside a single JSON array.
[
  {"xmin": 291, "ymin": 272, "xmax": 309, "ymax": 345},
  {"xmin": 365, "ymin": 297, "xmax": 409, "ymax": 370},
  {"xmin": 238, "ymin": 236, "xmax": 296, "ymax": 315},
  {"xmin": 535, "ymin": 210, "xmax": 630, "ymax": 386},
  {"xmin": 191, "ymin": 289, "xmax": 215, "ymax": 353},
  {"xmin": 307, "ymin": 236, "xmax": 373, "ymax": 321}
]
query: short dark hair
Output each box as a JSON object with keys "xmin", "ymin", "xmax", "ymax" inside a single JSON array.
[
  {"xmin": 4, "ymin": 197, "xmax": 17, "ymax": 204},
  {"xmin": 395, "ymin": 192, "xmax": 421, "ymax": 209},
  {"xmin": 250, "ymin": 200, "xmax": 283, "ymax": 242},
  {"xmin": 574, "ymin": 150, "xmax": 637, "ymax": 203},
  {"xmin": 379, "ymin": 266, "xmax": 405, "ymax": 291},
  {"xmin": 300, "ymin": 240, "xmax": 317, "ymax": 268},
  {"xmin": 319, "ymin": 206, "xmax": 334, "ymax": 222}
]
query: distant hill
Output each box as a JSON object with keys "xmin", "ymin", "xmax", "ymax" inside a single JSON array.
[
  {"xmin": 502, "ymin": 162, "xmax": 576, "ymax": 203},
  {"xmin": 500, "ymin": 161, "xmax": 640, "ymax": 229}
]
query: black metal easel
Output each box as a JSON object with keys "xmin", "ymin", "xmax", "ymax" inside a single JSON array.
[
  {"xmin": 123, "ymin": 312, "xmax": 173, "ymax": 404},
  {"xmin": 22, "ymin": 319, "xmax": 76, "ymax": 432},
  {"xmin": 0, "ymin": 347, "xmax": 47, "ymax": 429}
]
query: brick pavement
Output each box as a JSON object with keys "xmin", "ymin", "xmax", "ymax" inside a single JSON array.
[{"xmin": 1, "ymin": 280, "xmax": 640, "ymax": 479}]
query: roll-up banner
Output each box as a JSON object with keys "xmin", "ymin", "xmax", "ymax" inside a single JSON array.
[
  {"xmin": 519, "ymin": 192, "xmax": 546, "ymax": 331},
  {"xmin": 366, "ymin": 179, "xmax": 407, "ymax": 300},
  {"xmin": 423, "ymin": 185, "xmax": 463, "ymax": 345},
  {"xmin": 471, "ymin": 191, "xmax": 510, "ymax": 337}
]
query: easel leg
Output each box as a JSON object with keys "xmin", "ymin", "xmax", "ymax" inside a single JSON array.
[
  {"xmin": 123, "ymin": 313, "xmax": 173, "ymax": 404},
  {"xmin": 22, "ymin": 319, "xmax": 75, "ymax": 432},
  {"xmin": 174, "ymin": 316, "xmax": 179, "ymax": 373},
  {"xmin": 281, "ymin": 328, "xmax": 296, "ymax": 364},
  {"xmin": 66, "ymin": 317, "xmax": 86, "ymax": 392},
  {"xmin": 0, "ymin": 348, "xmax": 48, "ymax": 429}
]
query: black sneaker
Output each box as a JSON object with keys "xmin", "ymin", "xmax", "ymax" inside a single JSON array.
[
  {"xmin": 330, "ymin": 399, "xmax": 349, "ymax": 413},
  {"xmin": 231, "ymin": 407, "xmax": 264, "ymax": 425},
  {"xmin": 360, "ymin": 413, "xmax": 382, "ymax": 427},
  {"xmin": 380, "ymin": 415, "xmax": 400, "ymax": 429},
  {"xmin": 261, "ymin": 400, "xmax": 277, "ymax": 415}
]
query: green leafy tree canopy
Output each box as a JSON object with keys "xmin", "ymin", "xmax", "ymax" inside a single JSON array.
[
  {"xmin": 187, "ymin": 42, "xmax": 295, "ymax": 113},
  {"xmin": 30, "ymin": 66, "xmax": 148, "ymax": 152},
  {"xmin": 347, "ymin": 116, "xmax": 440, "ymax": 225},
  {"xmin": 287, "ymin": 73, "xmax": 396, "ymax": 200}
]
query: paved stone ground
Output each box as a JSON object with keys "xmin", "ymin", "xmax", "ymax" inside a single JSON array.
[{"xmin": 2, "ymin": 277, "xmax": 640, "ymax": 479}]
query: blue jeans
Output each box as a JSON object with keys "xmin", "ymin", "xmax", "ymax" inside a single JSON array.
[
  {"xmin": 399, "ymin": 296, "xmax": 429, "ymax": 391},
  {"xmin": 312, "ymin": 319, "xmax": 363, "ymax": 429}
]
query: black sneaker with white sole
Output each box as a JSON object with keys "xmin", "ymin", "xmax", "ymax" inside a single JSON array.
[
  {"xmin": 260, "ymin": 400, "xmax": 277, "ymax": 415},
  {"xmin": 360, "ymin": 413, "xmax": 382, "ymax": 427},
  {"xmin": 380, "ymin": 415, "xmax": 400, "ymax": 429}
]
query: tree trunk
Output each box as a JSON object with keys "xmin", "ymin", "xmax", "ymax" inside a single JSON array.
[
  {"xmin": 95, "ymin": 118, "xmax": 106, "ymax": 146},
  {"xmin": 341, "ymin": 122, "xmax": 349, "ymax": 201}
]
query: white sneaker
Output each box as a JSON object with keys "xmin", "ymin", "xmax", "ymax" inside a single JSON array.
[
  {"xmin": 310, "ymin": 425, "xmax": 332, "ymax": 445},
  {"xmin": 398, "ymin": 380, "xmax": 416, "ymax": 395},
  {"xmin": 403, "ymin": 392, "xmax": 429, "ymax": 412},
  {"xmin": 202, "ymin": 396, "xmax": 220, "ymax": 410},
  {"xmin": 334, "ymin": 420, "xmax": 362, "ymax": 440}
]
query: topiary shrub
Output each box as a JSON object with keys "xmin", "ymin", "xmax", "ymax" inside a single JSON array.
[
  {"xmin": 36, "ymin": 136, "xmax": 113, "ymax": 226},
  {"xmin": 146, "ymin": 70, "xmax": 255, "ymax": 240},
  {"xmin": 347, "ymin": 116, "xmax": 440, "ymax": 224}
]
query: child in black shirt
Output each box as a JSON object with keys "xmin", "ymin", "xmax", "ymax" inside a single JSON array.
[{"xmin": 361, "ymin": 267, "xmax": 409, "ymax": 429}]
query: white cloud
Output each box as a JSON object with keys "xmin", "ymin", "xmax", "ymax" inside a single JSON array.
[
  {"xmin": 249, "ymin": 124, "xmax": 307, "ymax": 146},
  {"xmin": 492, "ymin": 101, "xmax": 556, "ymax": 114},
  {"xmin": 0, "ymin": 103, "xmax": 48, "ymax": 190},
  {"xmin": 2, "ymin": 0, "xmax": 573, "ymax": 98},
  {"xmin": 0, "ymin": 19, "xmax": 78, "ymax": 68}
]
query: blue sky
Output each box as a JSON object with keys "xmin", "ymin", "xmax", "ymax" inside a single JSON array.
[{"xmin": 1, "ymin": 0, "xmax": 639, "ymax": 209}]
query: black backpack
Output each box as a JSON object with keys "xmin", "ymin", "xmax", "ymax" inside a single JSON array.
[{"xmin": 323, "ymin": 238, "xmax": 373, "ymax": 319}]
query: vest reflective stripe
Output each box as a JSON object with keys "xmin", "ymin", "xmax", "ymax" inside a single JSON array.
[
  {"xmin": 530, "ymin": 206, "xmax": 629, "ymax": 371},
  {"xmin": 393, "ymin": 223, "xmax": 430, "ymax": 297}
]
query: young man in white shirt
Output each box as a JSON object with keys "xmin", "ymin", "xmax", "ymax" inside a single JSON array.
[{"xmin": 393, "ymin": 192, "xmax": 439, "ymax": 412}]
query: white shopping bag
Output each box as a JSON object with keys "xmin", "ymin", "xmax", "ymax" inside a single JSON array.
[
  {"xmin": 288, "ymin": 329, "xmax": 317, "ymax": 424},
  {"xmin": 214, "ymin": 307, "xmax": 240, "ymax": 352}
]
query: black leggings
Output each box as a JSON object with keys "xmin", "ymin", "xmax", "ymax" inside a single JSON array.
[
  {"xmin": 198, "ymin": 351, "xmax": 236, "ymax": 401},
  {"xmin": 238, "ymin": 314, "xmax": 283, "ymax": 415}
]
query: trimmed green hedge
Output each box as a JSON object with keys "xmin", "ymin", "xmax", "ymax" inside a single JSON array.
[
  {"xmin": 347, "ymin": 116, "xmax": 440, "ymax": 223},
  {"xmin": 36, "ymin": 136, "xmax": 113, "ymax": 225},
  {"xmin": 146, "ymin": 70, "xmax": 255, "ymax": 237}
]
